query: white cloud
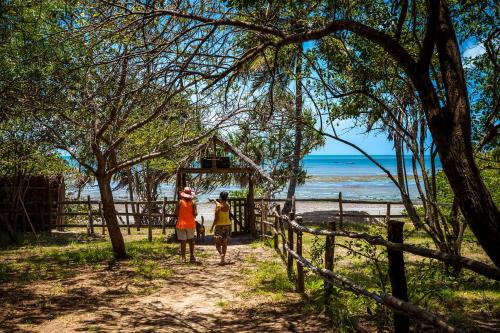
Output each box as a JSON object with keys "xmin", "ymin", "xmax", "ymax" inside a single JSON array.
[{"xmin": 463, "ymin": 44, "xmax": 486, "ymax": 60}]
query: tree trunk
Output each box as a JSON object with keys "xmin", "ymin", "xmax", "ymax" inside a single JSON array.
[
  {"xmin": 96, "ymin": 175, "xmax": 126, "ymax": 259},
  {"xmin": 284, "ymin": 42, "xmax": 303, "ymax": 214},
  {"xmin": 417, "ymin": 2, "xmax": 500, "ymax": 266},
  {"xmin": 394, "ymin": 134, "xmax": 422, "ymax": 228}
]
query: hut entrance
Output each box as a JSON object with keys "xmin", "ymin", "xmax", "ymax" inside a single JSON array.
[{"xmin": 174, "ymin": 136, "xmax": 272, "ymax": 237}]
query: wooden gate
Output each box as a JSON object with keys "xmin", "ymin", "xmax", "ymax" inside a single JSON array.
[{"xmin": 227, "ymin": 197, "xmax": 249, "ymax": 234}]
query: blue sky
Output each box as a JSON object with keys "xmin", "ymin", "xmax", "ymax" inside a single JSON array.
[
  {"xmin": 310, "ymin": 40, "xmax": 486, "ymax": 156},
  {"xmin": 311, "ymin": 122, "xmax": 394, "ymax": 155}
]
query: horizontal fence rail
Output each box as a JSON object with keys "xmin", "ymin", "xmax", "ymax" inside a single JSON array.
[
  {"xmin": 284, "ymin": 242, "xmax": 456, "ymax": 333},
  {"xmin": 53, "ymin": 196, "xmax": 251, "ymax": 241},
  {"xmin": 287, "ymin": 220, "xmax": 500, "ymax": 281},
  {"xmin": 54, "ymin": 196, "xmax": 178, "ymax": 241},
  {"xmin": 255, "ymin": 193, "xmax": 500, "ymax": 333}
]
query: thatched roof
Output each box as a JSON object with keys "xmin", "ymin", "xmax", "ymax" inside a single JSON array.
[{"xmin": 178, "ymin": 135, "xmax": 272, "ymax": 183}]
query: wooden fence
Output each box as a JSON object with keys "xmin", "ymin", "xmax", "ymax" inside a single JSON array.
[
  {"xmin": 227, "ymin": 198, "xmax": 249, "ymax": 234},
  {"xmin": 55, "ymin": 196, "xmax": 177, "ymax": 241},
  {"xmin": 54, "ymin": 196, "xmax": 251, "ymax": 240},
  {"xmin": 260, "ymin": 195, "xmax": 500, "ymax": 333}
]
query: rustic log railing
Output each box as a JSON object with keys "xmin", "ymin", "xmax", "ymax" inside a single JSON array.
[
  {"xmin": 55, "ymin": 196, "xmax": 178, "ymax": 241},
  {"xmin": 259, "ymin": 194, "xmax": 500, "ymax": 333},
  {"xmin": 54, "ymin": 196, "xmax": 251, "ymax": 240}
]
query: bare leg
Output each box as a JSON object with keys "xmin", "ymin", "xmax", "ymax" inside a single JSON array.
[
  {"xmin": 215, "ymin": 237, "xmax": 222, "ymax": 255},
  {"xmin": 221, "ymin": 238, "xmax": 228, "ymax": 264},
  {"xmin": 222, "ymin": 239, "xmax": 228, "ymax": 256},
  {"xmin": 180, "ymin": 240, "xmax": 187, "ymax": 263},
  {"xmin": 188, "ymin": 238, "xmax": 195, "ymax": 262}
]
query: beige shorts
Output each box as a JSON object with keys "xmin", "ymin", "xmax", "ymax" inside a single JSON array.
[{"xmin": 176, "ymin": 228, "xmax": 195, "ymax": 241}]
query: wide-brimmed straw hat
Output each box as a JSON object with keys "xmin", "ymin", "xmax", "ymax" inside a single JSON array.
[{"xmin": 179, "ymin": 187, "xmax": 195, "ymax": 200}]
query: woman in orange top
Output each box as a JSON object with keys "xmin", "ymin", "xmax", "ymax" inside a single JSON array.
[{"xmin": 176, "ymin": 187, "xmax": 197, "ymax": 263}]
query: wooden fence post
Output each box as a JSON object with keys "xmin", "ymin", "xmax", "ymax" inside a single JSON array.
[
  {"xmin": 260, "ymin": 199, "xmax": 264, "ymax": 240},
  {"xmin": 161, "ymin": 197, "xmax": 167, "ymax": 235},
  {"xmin": 324, "ymin": 219, "xmax": 336, "ymax": 305},
  {"xmin": 280, "ymin": 212, "xmax": 286, "ymax": 257},
  {"xmin": 274, "ymin": 205, "xmax": 280, "ymax": 251},
  {"xmin": 247, "ymin": 173, "xmax": 256, "ymax": 237},
  {"xmin": 339, "ymin": 192, "xmax": 343, "ymax": 229},
  {"xmin": 99, "ymin": 201, "xmax": 105, "ymax": 235},
  {"xmin": 124, "ymin": 202, "xmax": 131, "ymax": 235},
  {"xmin": 296, "ymin": 216, "xmax": 305, "ymax": 293},
  {"xmin": 238, "ymin": 199, "xmax": 243, "ymax": 233},
  {"xmin": 232, "ymin": 200, "xmax": 238, "ymax": 234},
  {"xmin": 388, "ymin": 220, "xmax": 409, "ymax": 333},
  {"xmin": 147, "ymin": 201, "xmax": 153, "ymax": 242},
  {"xmin": 287, "ymin": 210, "xmax": 295, "ymax": 279},
  {"xmin": 87, "ymin": 195, "xmax": 94, "ymax": 235},
  {"xmin": 136, "ymin": 202, "xmax": 141, "ymax": 231},
  {"xmin": 386, "ymin": 203, "xmax": 391, "ymax": 223},
  {"xmin": 263, "ymin": 200, "xmax": 268, "ymax": 238}
]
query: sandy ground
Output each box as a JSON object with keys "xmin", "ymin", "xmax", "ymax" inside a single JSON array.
[{"xmin": 0, "ymin": 235, "xmax": 332, "ymax": 333}]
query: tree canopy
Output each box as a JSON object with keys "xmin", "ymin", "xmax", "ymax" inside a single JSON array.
[{"xmin": 1, "ymin": 0, "xmax": 498, "ymax": 264}]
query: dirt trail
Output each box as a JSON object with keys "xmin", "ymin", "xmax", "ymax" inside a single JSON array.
[{"xmin": 3, "ymin": 235, "xmax": 331, "ymax": 333}]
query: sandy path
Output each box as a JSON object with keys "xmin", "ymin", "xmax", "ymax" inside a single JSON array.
[{"xmin": 3, "ymin": 235, "xmax": 331, "ymax": 333}]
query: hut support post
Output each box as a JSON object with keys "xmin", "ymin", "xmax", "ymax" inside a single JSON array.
[
  {"xmin": 388, "ymin": 220, "xmax": 409, "ymax": 333},
  {"xmin": 181, "ymin": 173, "xmax": 187, "ymax": 189}
]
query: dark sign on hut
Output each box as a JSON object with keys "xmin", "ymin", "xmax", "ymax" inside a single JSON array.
[{"xmin": 200, "ymin": 156, "xmax": 230, "ymax": 169}]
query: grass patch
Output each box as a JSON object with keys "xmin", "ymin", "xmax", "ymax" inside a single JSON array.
[
  {"xmin": 245, "ymin": 253, "xmax": 258, "ymax": 264},
  {"xmin": 0, "ymin": 241, "xmax": 113, "ymax": 283},
  {"xmin": 216, "ymin": 299, "xmax": 230, "ymax": 309},
  {"xmin": 250, "ymin": 240, "xmax": 265, "ymax": 249},
  {"xmin": 132, "ymin": 259, "xmax": 173, "ymax": 280},
  {"xmin": 254, "ymin": 220, "xmax": 500, "ymax": 331},
  {"xmin": 0, "ymin": 234, "xmax": 179, "ymax": 284},
  {"xmin": 245, "ymin": 259, "xmax": 294, "ymax": 301}
]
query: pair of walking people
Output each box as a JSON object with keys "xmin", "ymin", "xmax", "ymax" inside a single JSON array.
[{"xmin": 175, "ymin": 187, "xmax": 231, "ymax": 264}]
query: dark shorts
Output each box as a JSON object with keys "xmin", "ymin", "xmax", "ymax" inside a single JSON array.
[{"xmin": 214, "ymin": 225, "xmax": 231, "ymax": 240}]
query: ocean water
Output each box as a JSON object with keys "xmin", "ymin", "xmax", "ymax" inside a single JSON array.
[{"xmin": 68, "ymin": 155, "xmax": 441, "ymax": 201}]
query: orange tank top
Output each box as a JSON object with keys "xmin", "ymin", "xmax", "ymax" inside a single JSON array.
[{"xmin": 177, "ymin": 199, "xmax": 195, "ymax": 229}]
